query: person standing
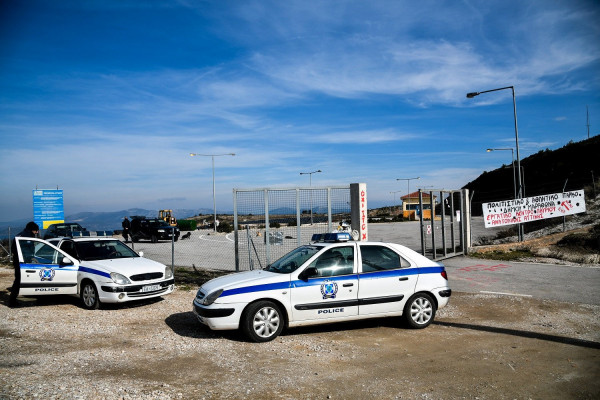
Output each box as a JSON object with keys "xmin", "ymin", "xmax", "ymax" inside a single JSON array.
[
  {"xmin": 9, "ymin": 221, "xmax": 39, "ymax": 307},
  {"xmin": 122, "ymin": 216, "xmax": 131, "ymax": 243}
]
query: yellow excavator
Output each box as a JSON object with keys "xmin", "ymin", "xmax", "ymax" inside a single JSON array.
[{"xmin": 158, "ymin": 209, "xmax": 177, "ymax": 226}]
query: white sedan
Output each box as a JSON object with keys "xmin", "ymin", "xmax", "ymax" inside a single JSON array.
[
  {"xmin": 13, "ymin": 236, "xmax": 174, "ymax": 309},
  {"xmin": 193, "ymin": 232, "xmax": 451, "ymax": 342}
]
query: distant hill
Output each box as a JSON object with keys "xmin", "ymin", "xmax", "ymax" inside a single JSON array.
[{"xmin": 463, "ymin": 135, "xmax": 600, "ymax": 216}]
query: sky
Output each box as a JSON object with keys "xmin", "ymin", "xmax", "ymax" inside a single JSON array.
[{"xmin": 1, "ymin": 0, "xmax": 599, "ymax": 222}]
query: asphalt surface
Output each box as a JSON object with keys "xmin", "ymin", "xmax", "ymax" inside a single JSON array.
[{"xmin": 442, "ymin": 256, "xmax": 600, "ymax": 305}]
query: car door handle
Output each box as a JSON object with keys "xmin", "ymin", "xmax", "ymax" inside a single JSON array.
[
  {"xmin": 399, "ymin": 277, "xmax": 409, "ymax": 281},
  {"xmin": 26, "ymin": 270, "xmax": 36, "ymax": 273},
  {"xmin": 343, "ymin": 283, "xmax": 354, "ymax": 287}
]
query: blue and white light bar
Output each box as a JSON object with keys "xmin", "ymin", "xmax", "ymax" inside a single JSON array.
[{"xmin": 311, "ymin": 232, "xmax": 352, "ymax": 243}]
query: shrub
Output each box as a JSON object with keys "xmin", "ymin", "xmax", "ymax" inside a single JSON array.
[{"xmin": 217, "ymin": 221, "xmax": 233, "ymax": 233}]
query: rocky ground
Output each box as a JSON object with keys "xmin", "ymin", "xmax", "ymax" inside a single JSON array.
[
  {"xmin": 471, "ymin": 196, "xmax": 600, "ymax": 266},
  {"xmin": 1, "ymin": 266, "xmax": 599, "ymax": 400}
]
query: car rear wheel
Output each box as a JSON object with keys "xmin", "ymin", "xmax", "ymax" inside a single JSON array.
[
  {"xmin": 80, "ymin": 281, "xmax": 100, "ymax": 310},
  {"xmin": 151, "ymin": 235, "xmax": 158, "ymax": 243},
  {"xmin": 403, "ymin": 293, "xmax": 436, "ymax": 328},
  {"xmin": 242, "ymin": 301, "xmax": 284, "ymax": 342}
]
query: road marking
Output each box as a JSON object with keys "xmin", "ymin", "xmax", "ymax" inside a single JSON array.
[
  {"xmin": 198, "ymin": 235, "xmax": 234, "ymax": 243},
  {"xmin": 480, "ymin": 290, "xmax": 532, "ymax": 297}
]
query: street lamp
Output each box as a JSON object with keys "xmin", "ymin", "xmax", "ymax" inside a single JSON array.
[
  {"xmin": 390, "ymin": 190, "xmax": 402, "ymax": 215},
  {"xmin": 486, "ymin": 148, "xmax": 516, "ymax": 199},
  {"xmin": 190, "ymin": 153, "xmax": 235, "ymax": 232},
  {"xmin": 467, "ymin": 86, "xmax": 523, "ymax": 241},
  {"xmin": 396, "ymin": 177, "xmax": 420, "ymax": 214},
  {"xmin": 300, "ymin": 169, "xmax": 322, "ymax": 224}
]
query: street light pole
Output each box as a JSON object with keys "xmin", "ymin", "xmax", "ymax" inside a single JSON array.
[
  {"xmin": 486, "ymin": 148, "xmax": 516, "ymax": 199},
  {"xmin": 190, "ymin": 153, "xmax": 235, "ymax": 232},
  {"xmin": 396, "ymin": 177, "xmax": 420, "ymax": 215},
  {"xmin": 467, "ymin": 86, "xmax": 523, "ymax": 241},
  {"xmin": 390, "ymin": 190, "xmax": 402, "ymax": 215},
  {"xmin": 300, "ymin": 170, "xmax": 322, "ymax": 224}
]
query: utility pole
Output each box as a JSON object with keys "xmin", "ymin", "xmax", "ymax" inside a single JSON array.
[{"xmin": 586, "ymin": 106, "xmax": 590, "ymax": 139}]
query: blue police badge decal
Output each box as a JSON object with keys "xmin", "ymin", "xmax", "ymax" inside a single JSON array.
[
  {"xmin": 320, "ymin": 280, "xmax": 338, "ymax": 299},
  {"xmin": 39, "ymin": 268, "xmax": 55, "ymax": 281}
]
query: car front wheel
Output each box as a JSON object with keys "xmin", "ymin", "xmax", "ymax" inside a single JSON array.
[
  {"xmin": 403, "ymin": 293, "xmax": 436, "ymax": 328},
  {"xmin": 242, "ymin": 301, "xmax": 284, "ymax": 342},
  {"xmin": 80, "ymin": 281, "xmax": 100, "ymax": 310}
]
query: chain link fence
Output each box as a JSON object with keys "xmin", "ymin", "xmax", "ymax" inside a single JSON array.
[
  {"xmin": 233, "ymin": 187, "xmax": 351, "ymax": 271},
  {"xmin": 0, "ymin": 227, "xmax": 14, "ymax": 265}
]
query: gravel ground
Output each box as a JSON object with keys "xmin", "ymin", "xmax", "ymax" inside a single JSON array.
[{"xmin": 1, "ymin": 266, "xmax": 599, "ymax": 400}]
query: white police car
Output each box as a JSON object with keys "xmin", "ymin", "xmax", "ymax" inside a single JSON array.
[
  {"xmin": 13, "ymin": 236, "xmax": 174, "ymax": 309},
  {"xmin": 193, "ymin": 232, "xmax": 451, "ymax": 342}
]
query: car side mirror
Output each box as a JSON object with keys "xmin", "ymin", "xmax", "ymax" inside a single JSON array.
[
  {"xmin": 60, "ymin": 257, "xmax": 73, "ymax": 266},
  {"xmin": 299, "ymin": 266, "xmax": 318, "ymax": 281},
  {"xmin": 138, "ymin": 251, "xmax": 144, "ymax": 257}
]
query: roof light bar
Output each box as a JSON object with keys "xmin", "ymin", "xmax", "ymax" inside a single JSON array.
[{"xmin": 311, "ymin": 232, "xmax": 352, "ymax": 243}]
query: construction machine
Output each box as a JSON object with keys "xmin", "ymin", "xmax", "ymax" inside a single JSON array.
[{"xmin": 159, "ymin": 209, "xmax": 177, "ymax": 226}]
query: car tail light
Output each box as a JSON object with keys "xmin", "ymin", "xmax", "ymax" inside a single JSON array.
[{"xmin": 441, "ymin": 270, "xmax": 448, "ymax": 280}]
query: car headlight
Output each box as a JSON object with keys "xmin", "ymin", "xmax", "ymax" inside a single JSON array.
[
  {"xmin": 202, "ymin": 289, "xmax": 224, "ymax": 306},
  {"xmin": 165, "ymin": 266, "xmax": 173, "ymax": 279},
  {"xmin": 110, "ymin": 272, "xmax": 131, "ymax": 285}
]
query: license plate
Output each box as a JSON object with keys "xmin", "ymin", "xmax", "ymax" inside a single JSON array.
[{"xmin": 142, "ymin": 284, "xmax": 161, "ymax": 293}]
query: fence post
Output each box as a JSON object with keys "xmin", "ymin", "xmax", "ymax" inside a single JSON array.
[
  {"xmin": 171, "ymin": 229, "xmax": 175, "ymax": 276},
  {"xmin": 233, "ymin": 189, "xmax": 239, "ymax": 271},
  {"xmin": 327, "ymin": 187, "xmax": 332, "ymax": 232},
  {"xmin": 459, "ymin": 189, "xmax": 472, "ymax": 254},
  {"xmin": 441, "ymin": 191, "xmax": 447, "ymax": 258},
  {"xmin": 264, "ymin": 189, "xmax": 271, "ymax": 265},
  {"xmin": 419, "ymin": 190, "xmax": 425, "ymax": 255},
  {"xmin": 296, "ymin": 189, "xmax": 301, "ymax": 246}
]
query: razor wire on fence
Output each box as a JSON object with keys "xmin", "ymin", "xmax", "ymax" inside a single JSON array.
[{"xmin": 234, "ymin": 186, "xmax": 351, "ymax": 271}]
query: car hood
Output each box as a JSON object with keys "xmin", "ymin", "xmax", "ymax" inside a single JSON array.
[
  {"xmin": 80, "ymin": 257, "xmax": 167, "ymax": 277},
  {"xmin": 200, "ymin": 270, "xmax": 284, "ymax": 293}
]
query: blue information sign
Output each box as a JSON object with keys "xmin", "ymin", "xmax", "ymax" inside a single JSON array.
[{"xmin": 33, "ymin": 189, "xmax": 65, "ymax": 229}]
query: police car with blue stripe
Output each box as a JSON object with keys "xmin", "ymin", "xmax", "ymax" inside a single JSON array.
[
  {"xmin": 13, "ymin": 236, "xmax": 174, "ymax": 309},
  {"xmin": 193, "ymin": 232, "xmax": 451, "ymax": 342}
]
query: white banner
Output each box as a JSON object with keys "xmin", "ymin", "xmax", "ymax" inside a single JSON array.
[{"xmin": 483, "ymin": 190, "xmax": 586, "ymax": 228}]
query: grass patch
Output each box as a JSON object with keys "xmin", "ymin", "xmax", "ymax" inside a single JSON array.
[
  {"xmin": 469, "ymin": 249, "xmax": 533, "ymax": 261},
  {"xmin": 173, "ymin": 266, "xmax": 231, "ymax": 288}
]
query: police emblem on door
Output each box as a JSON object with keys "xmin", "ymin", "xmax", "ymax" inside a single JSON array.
[
  {"xmin": 39, "ymin": 268, "xmax": 55, "ymax": 281},
  {"xmin": 321, "ymin": 280, "xmax": 338, "ymax": 299}
]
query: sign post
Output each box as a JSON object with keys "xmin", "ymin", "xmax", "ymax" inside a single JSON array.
[
  {"xmin": 350, "ymin": 183, "xmax": 368, "ymax": 241},
  {"xmin": 33, "ymin": 189, "xmax": 65, "ymax": 229}
]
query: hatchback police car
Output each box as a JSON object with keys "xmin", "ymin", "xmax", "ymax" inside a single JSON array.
[
  {"xmin": 193, "ymin": 232, "xmax": 451, "ymax": 342},
  {"xmin": 13, "ymin": 236, "xmax": 174, "ymax": 309}
]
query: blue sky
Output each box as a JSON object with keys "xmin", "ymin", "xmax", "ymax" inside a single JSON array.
[{"xmin": 1, "ymin": 0, "xmax": 599, "ymax": 221}]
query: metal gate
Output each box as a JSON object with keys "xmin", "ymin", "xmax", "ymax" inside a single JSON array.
[
  {"xmin": 233, "ymin": 186, "xmax": 351, "ymax": 271},
  {"xmin": 418, "ymin": 189, "xmax": 471, "ymax": 260}
]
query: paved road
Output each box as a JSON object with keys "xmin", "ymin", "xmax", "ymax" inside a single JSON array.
[{"xmin": 442, "ymin": 256, "xmax": 600, "ymax": 305}]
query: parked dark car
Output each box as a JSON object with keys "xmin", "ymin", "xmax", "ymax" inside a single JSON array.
[
  {"xmin": 43, "ymin": 222, "xmax": 86, "ymax": 239},
  {"xmin": 130, "ymin": 216, "xmax": 180, "ymax": 243}
]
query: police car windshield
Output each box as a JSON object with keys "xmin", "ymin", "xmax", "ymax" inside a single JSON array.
[
  {"xmin": 75, "ymin": 240, "xmax": 139, "ymax": 261},
  {"xmin": 265, "ymin": 245, "xmax": 320, "ymax": 274}
]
